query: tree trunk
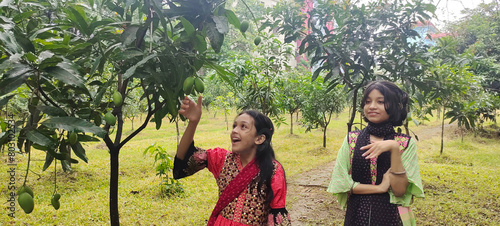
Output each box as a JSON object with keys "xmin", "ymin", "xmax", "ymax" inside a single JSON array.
[
  {"xmin": 323, "ymin": 128, "xmax": 327, "ymax": 148},
  {"xmin": 440, "ymin": 106, "xmax": 445, "ymax": 155},
  {"xmin": 290, "ymin": 112, "xmax": 293, "ymax": 134},
  {"xmin": 225, "ymin": 110, "xmax": 228, "ymax": 131},
  {"xmin": 131, "ymin": 117, "xmax": 134, "ymax": 131},
  {"xmin": 110, "ymin": 148, "xmax": 120, "ymax": 225},
  {"xmin": 347, "ymin": 87, "xmax": 359, "ymax": 133}
]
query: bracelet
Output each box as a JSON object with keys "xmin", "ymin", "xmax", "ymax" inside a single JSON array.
[{"xmin": 390, "ymin": 169, "xmax": 406, "ymax": 175}]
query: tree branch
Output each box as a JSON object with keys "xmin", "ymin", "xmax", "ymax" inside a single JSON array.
[{"xmin": 118, "ymin": 100, "xmax": 166, "ymax": 149}]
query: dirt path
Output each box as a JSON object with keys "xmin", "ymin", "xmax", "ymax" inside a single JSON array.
[
  {"xmin": 287, "ymin": 161, "xmax": 342, "ymax": 225},
  {"xmin": 286, "ymin": 123, "xmax": 457, "ymax": 225}
]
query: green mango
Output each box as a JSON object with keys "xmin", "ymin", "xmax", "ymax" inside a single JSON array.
[
  {"xmin": 254, "ymin": 36, "xmax": 262, "ymax": 46},
  {"xmin": 104, "ymin": 112, "xmax": 116, "ymax": 126},
  {"xmin": 183, "ymin": 77, "xmax": 195, "ymax": 95},
  {"xmin": 194, "ymin": 78, "xmax": 205, "ymax": 93},
  {"xmin": 18, "ymin": 185, "xmax": 34, "ymax": 197},
  {"xmin": 18, "ymin": 193, "xmax": 34, "ymax": 214},
  {"xmin": 51, "ymin": 193, "xmax": 61, "ymax": 210},
  {"xmin": 240, "ymin": 21, "xmax": 249, "ymax": 33},
  {"xmin": 113, "ymin": 92, "xmax": 123, "ymax": 106},
  {"xmin": 68, "ymin": 132, "xmax": 78, "ymax": 145}
]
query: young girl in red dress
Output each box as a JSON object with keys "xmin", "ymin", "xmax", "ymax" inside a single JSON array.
[{"xmin": 174, "ymin": 96, "xmax": 291, "ymax": 226}]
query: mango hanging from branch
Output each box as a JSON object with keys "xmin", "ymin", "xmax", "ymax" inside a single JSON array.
[
  {"xmin": 194, "ymin": 78, "xmax": 205, "ymax": 93},
  {"xmin": 113, "ymin": 92, "xmax": 123, "ymax": 106},
  {"xmin": 183, "ymin": 77, "xmax": 195, "ymax": 95}
]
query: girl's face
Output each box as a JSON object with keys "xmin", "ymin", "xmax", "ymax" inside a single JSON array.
[
  {"xmin": 231, "ymin": 114, "xmax": 264, "ymax": 154},
  {"xmin": 363, "ymin": 89, "xmax": 390, "ymax": 124}
]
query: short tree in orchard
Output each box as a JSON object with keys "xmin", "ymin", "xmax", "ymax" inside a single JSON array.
[{"xmin": 0, "ymin": 0, "xmax": 244, "ymax": 224}]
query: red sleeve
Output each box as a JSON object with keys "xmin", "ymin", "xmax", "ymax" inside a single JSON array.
[
  {"xmin": 270, "ymin": 161, "xmax": 287, "ymax": 209},
  {"xmin": 206, "ymin": 147, "xmax": 228, "ymax": 179}
]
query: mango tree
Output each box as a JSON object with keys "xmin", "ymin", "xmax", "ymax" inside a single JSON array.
[
  {"xmin": 0, "ymin": 0, "xmax": 240, "ymax": 224},
  {"xmin": 278, "ymin": 68, "xmax": 306, "ymax": 134},
  {"xmin": 300, "ymin": 74, "xmax": 346, "ymax": 148},
  {"xmin": 424, "ymin": 37, "xmax": 489, "ymax": 154}
]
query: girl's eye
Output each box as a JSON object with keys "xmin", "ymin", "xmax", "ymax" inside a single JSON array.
[{"xmin": 378, "ymin": 101, "xmax": 385, "ymax": 104}]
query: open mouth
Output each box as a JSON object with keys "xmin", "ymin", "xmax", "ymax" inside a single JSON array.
[{"xmin": 231, "ymin": 137, "xmax": 241, "ymax": 144}]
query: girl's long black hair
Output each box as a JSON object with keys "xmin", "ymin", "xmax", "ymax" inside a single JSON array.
[{"xmin": 238, "ymin": 110, "xmax": 281, "ymax": 204}]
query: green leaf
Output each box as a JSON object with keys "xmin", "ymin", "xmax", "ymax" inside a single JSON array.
[
  {"xmin": 93, "ymin": 77, "xmax": 113, "ymax": 107},
  {"xmin": 76, "ymin": 134, "xmax": 100, "ymax": 142},
  {"xmin": 113, "ymin": 49, "xmax": 144, "ymax": 61},
  {"xmin": 39, "ymin": 56, "xmax": 63, "ymax": 70},
  {"xmin": 0, "ymin": 94, "xmax": 15, "ymax": 108},
  {"xmin": 13, "ymin": 28, "xmax": 35, "ymax": 53},
  {"xmin": 61, "ymin": 159, "xmax": 72, "ymax": 172},
  {"xmin": 42, "ymin": 151, "xmax": 55, "ymax": 171},
  {"xmin": 179, "ymin": 17, "xmax": 195, "ymax": 36},
  {"xmin": 70, "ymin": 142, "xmax": 88, "ymax": 163},
  {"xmin": 26, "ymin": 130, "xmax": 53, "ymax": 147},
  {"xmin": 29, "ymin": 26, "xmax": 58, "ymax": 40},
  {"xmin": 204, "ymin": 61, "xmax": 236, "ymax": 90},
  {"xmin": 0, "ymin": 65, "xmax": 31, "ymax": 96},
  {"xmin": 12, "ymin": 10, "xmax": 36, "ymax": 23},
  {"xmin": 37, "ymin": 106, "xmax": 68, "ymax": 117},
  {"xmin": 423, "ymin": 3, "xmax": 437, "ymax": 14},
  {"xmin": 224, "ymin": 10, "xmax": 240, "ymax": 28},
  {"xmin": 42, "ymin": 117, "xmax": 106, "ymax": 138},
  {"xmin": 121, "ymin": 25, "xmax": 140, "ymax": 46},
  {"xmin": 205, "ymin": 21, "xmax": 224, "ymax": 53},
  {"xmin": 194, "ymin": 34, "xmax": 207, "ymax": 53},
  {"xmin": 154, "ymin": 110, "xmax": 163, "ymax": 130},
  {"xmin": 66, "ymin": 6, "xmax": 90, "ymax": 36},
  {"xmin": 123, "ymin": 53, "xmax": 157, "ymax": 80},
  {"xmin": 0, "ymin": 31, "xmax": 21, "ymax": 54},
  {"xmin": 88, "ymin": 19, "xmax": 114, "ymax": 34},
  {"xmin": 44, "ymin": 62, "xmax": 84, "ymax": 87}
]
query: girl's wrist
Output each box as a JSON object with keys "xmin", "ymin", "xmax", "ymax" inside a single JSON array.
[
  {"xmin": 376, "ymin": 184, "xmax": 387, "ymax": 193},
  {"xmin": 390, "ymin": 141, "xmax": 400, "ymax": 153}
]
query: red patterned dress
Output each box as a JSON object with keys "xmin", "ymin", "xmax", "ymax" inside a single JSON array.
[{"xmin": 173, "ymin": 142, "xmax": 291, "ymax": 226}]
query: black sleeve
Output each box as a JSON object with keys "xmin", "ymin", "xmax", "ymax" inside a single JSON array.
[
  {"xmin": 269, "ymin": 208, "xmax": 291, "ymax": 225},
  {"xmin": 173, "ymin": 141, "xmax": 208, "ymax": 179}
]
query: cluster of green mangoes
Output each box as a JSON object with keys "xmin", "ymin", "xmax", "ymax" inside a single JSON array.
[
  {"xmin": 103, "ymin": 91, "xmax": 123, "ymax": 126},
  {"xmin": 18, "ymin": 185, "xmax": 61, "ymax": 213},
  {"xmin": 183, "ymin": 76, "xmax": 205, "ymax": 95},
  {"xmin": 18, "ymin": 186, "xmax": 34, "ymax": 214},
  {"xmin": 51, "ymin": 193, "xmax": 61, "ymax": 210}
]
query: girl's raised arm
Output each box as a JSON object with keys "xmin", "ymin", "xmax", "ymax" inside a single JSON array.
[{"xmin": 176, "ymin": 95, "xmax": 203, "ymax": 160}]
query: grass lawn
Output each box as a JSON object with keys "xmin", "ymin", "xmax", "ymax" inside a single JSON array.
[{"xmin": 1, "ymin": 109, "xmax": 499, "ymax": 225}]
